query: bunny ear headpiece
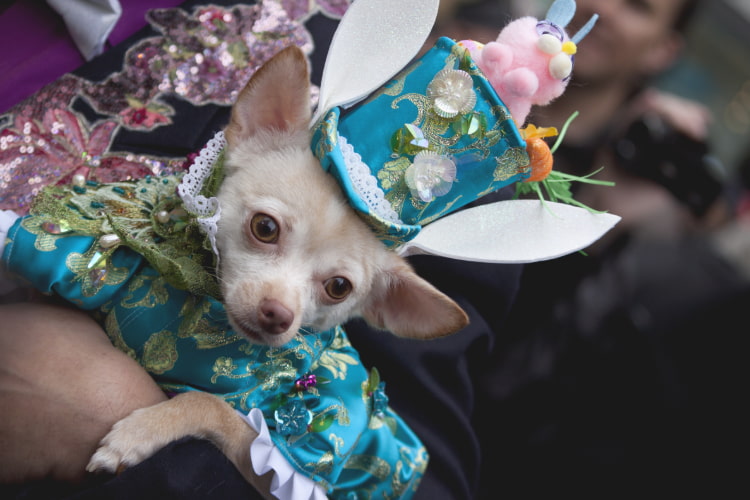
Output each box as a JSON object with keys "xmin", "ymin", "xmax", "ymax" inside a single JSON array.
[
  {"xmin": 313, "ymin": 0, "xmax": 613, "ymax": 264},
  {"xmin": 311, "ymin": 0, "xmax": 439, "ymax": 124}
]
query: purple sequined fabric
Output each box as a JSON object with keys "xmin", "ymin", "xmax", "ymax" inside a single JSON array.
[{"xmin": 1, "ymin": 0, "xmax": 350, "ymax": 214}]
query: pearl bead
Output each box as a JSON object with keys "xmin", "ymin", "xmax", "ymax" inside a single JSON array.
[
  {"xmin": 99, "ymin": 234, "xmax": 121, "ymax": 248},
  {"xmin": 155, "ymin": 210, "xmax": 170, "ymax": 223},
  {"xmin": 72, "ymin": 174, "xmax": 86, "ymax": 187}
]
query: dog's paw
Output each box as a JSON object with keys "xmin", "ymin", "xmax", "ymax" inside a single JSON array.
[{"xmin": 86, "ymin": 406, "xmax": 173, "ymax": 474}]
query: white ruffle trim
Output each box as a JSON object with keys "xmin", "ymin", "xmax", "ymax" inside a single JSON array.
[
  {"xmin": 239, "ymin": 408, "xmax": 328, "ymax": 500},
  {"xmin": 177, "ymin": 131, "xmax": 226, "ymax": 259},
  {"xmin": 338, "ymin": 135, "xmax": 402, "ymax": 224},
  {"xmin": 0, "ymin": 210, "xmax": 21, "ymax": 294}
]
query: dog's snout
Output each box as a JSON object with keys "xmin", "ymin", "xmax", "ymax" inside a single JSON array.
[{"xmin": 258, "ymin": 299, "xmax": 294, "ymax": 334}]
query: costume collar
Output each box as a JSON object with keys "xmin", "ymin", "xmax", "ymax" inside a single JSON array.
[{"xmin": 178, "ymin": 131, "xmax": 226, "ymax": 260}]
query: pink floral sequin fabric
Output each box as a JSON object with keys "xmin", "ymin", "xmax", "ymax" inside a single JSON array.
[{"xmin": 1, "ymin": 0, "xmax": 350, "ymax": 214}]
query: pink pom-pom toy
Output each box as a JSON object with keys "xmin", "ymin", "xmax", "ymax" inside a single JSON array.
[{"xmin": 462, "ymin": 0, "xmax": 598, "ymax": 126}]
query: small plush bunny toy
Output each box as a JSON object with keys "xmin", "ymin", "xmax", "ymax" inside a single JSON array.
[{"xmin": 462, "ymin": 0, "xmax": 598, "ymax": 127}]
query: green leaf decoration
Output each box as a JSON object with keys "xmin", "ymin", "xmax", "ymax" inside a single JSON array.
[
  {"xmin": 367, "ymin": 367, "xmax": 381, "ymax": 394},
  {"xmin": 309, "ymin": 413, "xmax": 335, "ymax": 433}
]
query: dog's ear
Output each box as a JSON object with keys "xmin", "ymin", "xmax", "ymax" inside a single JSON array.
[
  {"xmin": 225, "ymin": 45, "xmax": 311, "ymax": 146},
  {"xmin": 361, "ymin": 260, "xmax": 469, "ymax": 339}
]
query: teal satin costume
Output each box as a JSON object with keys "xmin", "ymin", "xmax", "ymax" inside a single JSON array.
[{"xmin": 1, "ymin": 173, "xmax": 428, "ymax": 499}]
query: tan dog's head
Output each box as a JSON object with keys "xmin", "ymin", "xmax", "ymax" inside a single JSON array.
[{"xmin": 215, "ymin": 46, "xmax": 468, "ymax": 347}]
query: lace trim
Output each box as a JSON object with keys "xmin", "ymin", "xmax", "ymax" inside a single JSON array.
[
  {"xmin": 240, "ymin": 408, "xmax": 329, "ymax": 500},
  {"xmin": 338, "ymin": 135, "xmax": 402, "ymax": 224},
  {"xmin": 177, "ymin": 131, "xmax": 226, "ymax": 258}
]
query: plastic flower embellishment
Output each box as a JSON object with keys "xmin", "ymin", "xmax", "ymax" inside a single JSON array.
[
  {"xmin": 371, "ymin": 381, "xmax": 389, "ymax": 417},
  {"xmin": 274, "ymin": 399, "xmax": 313, "ymax": 436},
  {"xmin": 405, "ymin": 151, "xmax": 457, "ymax": 202},
  {"xmin": 427, "ymin": 69, "xmax": 477, "ymax": 118}
]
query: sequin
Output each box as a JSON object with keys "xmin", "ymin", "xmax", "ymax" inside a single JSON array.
[
  {"xmin": 0, "ymin": 107, "xmax": 175, "ymax": 214},
  {"xmin": 1, "ymin": 1, "xmax": 335, "ymax": 215},
  {"xmin": 41, "ymin": 220, "xmax": 72, "ymax": 234},
  {"xmin": 119, "ymin": 102, "xmax": 170, "ymax": 130},
  {"xmin": 88, "ymin": 267, "xmax": 108, "ymax": 289},
  {"xmin": 390, "ymin": 124, "xmax": 429, "ymax": 156},
  {"xmin": 453, "ymin": 112, "xmax": 487, "ymax": 138},
  {"xmin": 87, "ymin": 251, "xmax": 105, "ymax": 269}
]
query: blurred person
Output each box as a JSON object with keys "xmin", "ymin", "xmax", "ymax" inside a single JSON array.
[
  {"xmin": 533, "ymin": 0, "xmax": 728, "ymax": 239},
  {"xmin": 476, "ymin": 0, "xmax": 748, "ymax": 496}
]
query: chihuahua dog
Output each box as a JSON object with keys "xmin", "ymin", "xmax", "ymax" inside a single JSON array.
[{"xmin": 84, "ymin": 45, "xmax": 468, "ymax": 494}]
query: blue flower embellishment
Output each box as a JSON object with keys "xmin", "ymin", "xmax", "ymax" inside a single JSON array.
[
  {"xmin": 274, "ymin": 399, "xmax": 313, "ymax": 436},
  {"xmin": 372, "ymin": 382, "xmax": 389, "ymax": 417}
]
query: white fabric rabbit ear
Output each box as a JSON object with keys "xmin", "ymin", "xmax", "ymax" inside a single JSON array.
[
  {"xmin": 398, "ymin": 200, "xmax": 620, "ymax": 263},
  {"xmin": 311, "ymin": 0, "xmax": 440, "ymax": 125}
]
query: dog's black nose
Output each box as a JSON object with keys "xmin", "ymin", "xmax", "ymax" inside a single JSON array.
[{"xmin": 258, "ymin": 299, "xmax": 294, "ymax": 334}]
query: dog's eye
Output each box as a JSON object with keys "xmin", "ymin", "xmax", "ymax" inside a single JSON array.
[
  {"xmin": 323, "ymin": 277, "xmax": 352, "ymax": 301},
  {"xmin": 249, "ymin": 213, "xmax": 279, "ymax": 243}
]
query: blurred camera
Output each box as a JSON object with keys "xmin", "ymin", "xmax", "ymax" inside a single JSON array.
[{"xmin": 613, "ymin": 112, "xmax": 725, "ymax": 217}]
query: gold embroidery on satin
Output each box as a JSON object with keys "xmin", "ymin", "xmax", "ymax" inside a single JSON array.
[
  {"xmin": 495, "ymin": 146, "xmax": 531, "ymax": 182},
  {"xmin": 103, "ymin": 308, "xmax": 137, "ymax": 359},
  {"xmin": 255, "ymin": 357, "xmax": 298, "ymax": 392},
  {"xmin": 307, "ymin": 450, "xmax": 334, "ymax": 477},
  {"xmin": 345, "ymin": 454, "xmax": 391, "ymax": 481},
  {"xmin": 177, "ymin": 295, "xmax": 241, "ymax": 349},
  {"xmin": 391, "ymin": 460, "xmax": 408, "ymax": 498},
  {"xmin": 352, "ymin": 212, "xmax": 415, "ymax": 250},
  {"xmin": 315, "ymin": 332, "xmax": 358, "ymax": 381},
  {"xmin": 382, "ymin": 70, "xmax": 409, "ymax": 97},
  {"xmin": 22, "ymin": 216, "xmax": 67, "ymax": 252},
  {"xmin": 210, "ymin": 354, "xmax": 298, "ymax": 409},
  {"xmin": 265, "ymin": 333, "xmax": 317, "ymax": 361},
  {"xmin": 329, "ymin": 433, "xmax": 345, "ymax": 456},
  {"xmin": 368, "ymin": 415, "xmax": 385, "ymax": 430},
  {"xmin": 23, "ymin": 186, "xmax": 104, "ymax": 250},
  {"xmin": 378, "ymin": 156, "xmax": 411, "ymax": 192},
  {"xmin": 65, "ymin": 248, "xmax": 129, "ymax": 297},
  {"xmin": 211, "ymin": 356, "xmax": 238, "ymax": 381},
  {"xmin": 316, "ymin": 400, "xmax": 349, "ymax": 428},
  {"xmin": 313, "ymin": 114, "xmax": 337, "ymax": 158},
  {"xmin": 392, "ymin": 446, "xmax": 429, "ymax": 498},
  {"xmin": 120, "ymin": 272, "xmax": 169, "ymax": 309},
  {"xmin": 365, "ymin": 59, "xmax": 418, "ymax": 103},
  {"xmin": 415, "ymin": 195, "xmax": 463, "ymax": 226},
  {"xmin": 142, "ymin": 330, "xmax": 178, "ymax": 375}
]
